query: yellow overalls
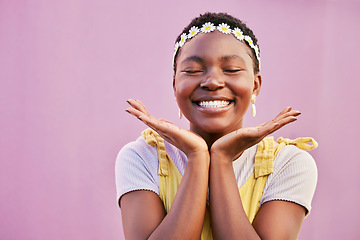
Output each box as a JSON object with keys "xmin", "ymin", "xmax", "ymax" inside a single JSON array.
[{"xmin": 141, "ymin": 128, "xmax": 318, "ymax": 239}]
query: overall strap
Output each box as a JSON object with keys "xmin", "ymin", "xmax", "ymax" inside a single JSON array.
[
  {"xmin": 141, "ymin": 129, "xmax": 182, "ymax": 213},
  {"xmin": 240, "ymin": 137, "xmax": 275, "ymax": 223},
  {"xmin": 276, "ymin": 137, "xmax": 318, "ymax": 153},
  {"xmin": 142, "ymin": 128, "xmax": 169, "ymax": 176}
]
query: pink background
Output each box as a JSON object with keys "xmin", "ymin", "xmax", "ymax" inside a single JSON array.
[{"xmin": 1, "ymin": 0, "xmax": 359, "ymax": 239}]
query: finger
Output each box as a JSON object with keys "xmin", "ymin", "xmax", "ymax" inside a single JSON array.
[
  {"xmin": 273, "ymin": 109, "xmax": 301, "ymax": 122},
  {"xmin": 255, "ymin": 114, "xmax": 294, "ymax": 137},
  {"xmin": 159, "ymin": 118, "xmax": 174, "ymax": 125},
  {"xmin": 127, "ymin": 99, "xmax": 149, "ymax": 116},
  {"xmin": 276, "ymin": 115, "xmax": 298, "ymax": 126},
  {"xmin": 233, "ymin": 109, "xmax": 300, "ymax": 141},
  {"xmin": 267, "ymin": 116, "xmax": 298, "ymax": 135},
  {"xmin": 139, "ymin": 115, "xmax": 177, "ymax": 134},
  {"xmin": 140, "ymin": 117, "xmax": 185, "ymax": 145},
  {"xmin": 138, "ymin": 115, "xmax": 162, "ymax": 132},
  {"xmin": 134, "ymin": 99, "xmax": 150, "ymax": 115},
  {"xmin": 257, "ymin": 121, "xmax": 281, "ymax": 137},
  {"xmin": 126, "ymin": 106, "xmax": 148, "ymax": 119},
  {"xmin": 274, "ymin": 107, "xmax": 292, "ymax": 118},
  {"xmin": 126, "ymin": 101, "xmax": 183, "ymax": 142}
]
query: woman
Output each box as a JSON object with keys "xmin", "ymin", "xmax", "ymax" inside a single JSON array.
[{"xmin": 116, "ymin": 12, "xmax": 317, "ymax": 239}]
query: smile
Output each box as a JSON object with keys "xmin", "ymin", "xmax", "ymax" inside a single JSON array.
[{"xmin": 197, "ymin": 100, "xmax": 231, "ymax": 108}]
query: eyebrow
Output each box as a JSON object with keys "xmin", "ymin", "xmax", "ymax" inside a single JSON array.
[
  {"xmin": 181, "ymin": 55, "xmax": 205, "ymax": 65},
  {"xmin": 219, "ymin": 55, "xmax": 247, "ymax": 63}
]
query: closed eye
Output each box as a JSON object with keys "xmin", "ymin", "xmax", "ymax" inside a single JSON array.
[
  {"xmin": 182, "ymin": 70, "xmax": 204, "ymax": 75},
  {"xmin": 223, "ymin": 69, "xmax": 242, "ymax": 74}
]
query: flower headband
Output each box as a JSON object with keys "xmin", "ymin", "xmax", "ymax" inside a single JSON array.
[{"xmin": 173, "ymin": 22, "xmax": 261, "ymax": 70}]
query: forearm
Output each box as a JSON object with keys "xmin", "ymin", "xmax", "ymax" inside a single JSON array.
[
  {"xmin": 149, "ymin": 154, "xmax": 210, "ymax": 240},
  {"xmin": 209, "ymin": 154, "xmax": 260, "ymax": 240}
]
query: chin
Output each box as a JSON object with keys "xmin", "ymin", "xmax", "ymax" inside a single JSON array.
[{"xmin": 195, "ymin": 119, "xmax": 241, "ymax": 136}]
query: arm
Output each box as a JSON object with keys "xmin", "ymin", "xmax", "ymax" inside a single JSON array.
[
  {"xmin": 209, "ymin": 157, "xmax": 306, "ymax": 240},
  {"xmin": 121, "ymin": 99, "xmax": 210, "ymax": 240},
  {"xmin": 209, "ymin": 155, "xmax": 260, "ymax": 239},
  {"xmin": 209, "ymin": 107, "xmax": 305, "ymax": 239},
  {"xmin": 253, "ymin": 148, "xmax": 317, "ymax": 239},
  {"xmin": 121, "ymin": 153, "xmax": 209, "ymax": 240},
  {"xmin": 252, "ymin": 200, "xmax": 305, "ymax": 239}
]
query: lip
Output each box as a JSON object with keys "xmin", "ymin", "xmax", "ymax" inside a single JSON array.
[
  {"xmin": 191, "ymin": 94, "xmax": 235, "ymax": 113},
  {"xmin": 192, "ymin": 95, "xmax": 234, "ymax": 102},
  {"xmin": 193, "ymin": 100, "xmax": 234, "ymax": 113}
]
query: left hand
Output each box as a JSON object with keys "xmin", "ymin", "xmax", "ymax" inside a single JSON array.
[{"xmin": 210, "ymin": 107, "xmax": 301, "ymax": 162}]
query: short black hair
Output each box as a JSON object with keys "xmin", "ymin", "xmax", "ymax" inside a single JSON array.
[{"xmin": 173, "ymin": 12, "xmax": 260, "ymax": 74}]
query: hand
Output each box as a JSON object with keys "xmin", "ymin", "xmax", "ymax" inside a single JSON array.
[
  {"xmin": 210, "ymin": 107, "xmax": 301, "ymax": 162},
  {"xmin": 126, "ymin": 99, "xmax": 209, "ymax": 159}
]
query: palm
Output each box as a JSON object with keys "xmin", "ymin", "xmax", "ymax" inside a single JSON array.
[
  {"xmin": 211, "ymin": 107, "xmax": 301, "ymax": 160},
  {"xmin": 126, "ymin": 99, "xmax": 208, "ymax": 157}
]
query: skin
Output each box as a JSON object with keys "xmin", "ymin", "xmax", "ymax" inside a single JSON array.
[{"xmin": 122, "ymin": 31, "xmax": 306, "ymax": 239}]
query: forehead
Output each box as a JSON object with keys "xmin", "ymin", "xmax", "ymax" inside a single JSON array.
[{"xmin": 177, "ymin": 31, "xmax": 253, "ymax": 63}]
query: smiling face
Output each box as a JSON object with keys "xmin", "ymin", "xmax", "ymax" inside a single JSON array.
[{"xmin": 174, "ymin": 31, "xmax": 261, "ymax": 138}]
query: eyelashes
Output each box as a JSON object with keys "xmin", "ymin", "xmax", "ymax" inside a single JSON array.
[{"xmin": 181, "ymin": 68, "xmax": 243, "ymax": 75}]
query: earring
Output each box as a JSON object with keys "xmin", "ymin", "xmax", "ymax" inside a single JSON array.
[
  {"xmin": 179, "ymin": 109, "xmax": 183, "ymax": 119},
  {"xmin": 175, "ymin": 97, "xmax": 183, "ymax": 119},
  {"xmin": 251, "ymin": 94, "xmax": 257, "ymax": 117}
]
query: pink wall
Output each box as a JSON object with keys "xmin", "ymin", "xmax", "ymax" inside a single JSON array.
[{"xmin": 1, "ymin": 0, "xmax": 359, "ymax": 239}]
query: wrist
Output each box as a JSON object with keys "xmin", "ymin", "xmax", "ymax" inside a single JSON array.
[
  {"xmin": 211, "ymin": 149, "xmax": 244, "ymax": 163},
  {"xmin": 187, "ymin": 151, "xmax": 210, "ymax": 167},
  {"xmin": 210, "ymin": 153, "xmax": 232, "ymax": 169}
]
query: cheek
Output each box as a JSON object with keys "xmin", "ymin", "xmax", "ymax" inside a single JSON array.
[
  {"xmin": 174, "ymin": 77, "xmax": 198, "ymax": 99},
  {"xmin": 231, "ymin": 81, "xmax": 254, "ymax": 99}
]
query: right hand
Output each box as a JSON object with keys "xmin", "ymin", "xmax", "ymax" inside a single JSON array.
[
  {"xmin": 210, "ymin": 107, "xmax": 301, "ymax": 163},
  {"xmin": 126, "ymin": 99, "xmax": 209, "ymax": 159}
]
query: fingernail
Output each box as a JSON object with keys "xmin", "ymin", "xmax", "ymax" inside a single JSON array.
[
  {"xmin": 125, "ymin": 109, "xmax": 130, "ymax": 114},
  {"xmin": 126, "ymin": 100, "xmax": 131, "ymax": 105}
]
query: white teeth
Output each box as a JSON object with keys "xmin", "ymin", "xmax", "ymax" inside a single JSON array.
[{"xmin": 198, "ymin": 100, "xmax": 230, "ymax": 108}]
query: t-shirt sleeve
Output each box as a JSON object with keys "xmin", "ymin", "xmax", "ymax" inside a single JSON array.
[
  {"xmin": 115, "ymin": 138, "xmax": 160, "ymax": 207},
  {"xmin": 260, "ymin": 145, "xmax": 318, "ymax": 215}
]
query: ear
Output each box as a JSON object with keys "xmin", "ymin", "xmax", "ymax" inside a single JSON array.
[{"xmin": 252, "ymin": 73, "xmax": 262, "ymax": 97}]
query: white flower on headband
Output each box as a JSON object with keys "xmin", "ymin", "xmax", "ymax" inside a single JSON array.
[
  {"xmin": 217, "ymin": 23, "xmax": 231, "ymax": 34},
  {"xmin": 253, "ymin": 45, "xmax": 260, "ymax": 57},
  {"xmin": 253, "ymin": 45, "xmax": 261, "ymax": 68},
  {"xmin": 188, "ymin": 26, "xmax": 200, "ymax": 39},
  {"xmin": 174, "ymin": 42, "xmax": 180, "ymax": 52},
  {"xmin": 244, "ymin": 36, "xmax": 255, "ymax": 49},
  {"xmin": 258, "ymin": 58, "xmax": 261, "ymax": 70},
  {"xmin": 201, "ymin": 22, "xmax": 215, "ymax": 33},
  {"xmin": 179, "ymin": 33, "xmax": 188, "ymax": 47},
  {"xmin": 232, "ymin": 27, "xmax": 244, "ymax": 40}
]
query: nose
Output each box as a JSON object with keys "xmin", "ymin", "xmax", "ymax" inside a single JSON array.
[{"xmin": 200, "ymin": 72, "xmax": 225, "ymax": 91}]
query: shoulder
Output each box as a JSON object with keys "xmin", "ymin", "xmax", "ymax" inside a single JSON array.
[
  {"xmin": 115, "ymin": 133, "xmax": 187, "ymax": 204},
  {"xmin": 116, "ymin": 137, "xmax": 157, "ymax": 163},
  {"xmin": 273, "ymin": 145, "xmax": 317, "ymax": 176},
  {"xmin": 115, "ymin": 136, "xmax": 160, "ymax": 203},
  {"xmin": 116, "ymin": 135, "xmax": 186, "ymax": 171}
]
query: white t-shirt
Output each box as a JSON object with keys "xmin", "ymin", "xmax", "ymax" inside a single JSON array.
[{"xmin": 115, "ymin": 135, "xmax": 317, "ymax": 214}]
